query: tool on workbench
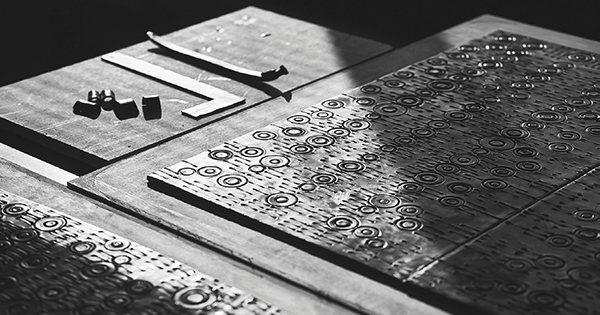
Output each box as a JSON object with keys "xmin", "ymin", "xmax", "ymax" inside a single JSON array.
[
  {"xmin": 146, "ymin": 31, "xmax": 288, "ymax": 81},
  {"xmin": 101, "ymin": 52, "xmax": 245, "ymax": 119}
]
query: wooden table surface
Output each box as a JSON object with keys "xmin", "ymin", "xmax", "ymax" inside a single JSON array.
[
  {"xmin": 0, "ymin": 6, "xmax": 389, "ymax": 172},
  {"xmin": 3, "ymin": 5, "xmax": 600, "ymax": 315}
]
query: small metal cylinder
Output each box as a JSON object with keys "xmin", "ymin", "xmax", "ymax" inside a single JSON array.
[
  {"xmin": 100, "ymin": 89, "xmax": 116, "ymax": 110},
  {"xmin": 142, "ymin": 95, "xmax": 161, "ymax": 120},
  {"xmin": 87, "ymin": 90, "xmax": 101, "ymax": 103},
  {"xmin": 114, "ymin": 98, "xmax": 139, "ymax": 120},
  {"xmin": 73, "ymin": 99, "xmax": 101, "ymax": 119}
]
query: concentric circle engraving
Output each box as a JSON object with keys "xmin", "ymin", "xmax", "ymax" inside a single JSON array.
[
  {"xmin": 567, "ymin": 267, "xmax": 600, "ymax": 283},
  {"xmin": 510, "ymin": 81, "xmax": 534, "ymax": 89},
  {"xmin": 567, "ymin": 54, "xmax": 595, "ymax": 62},
  {"xmin": 240, "ymin": 147, "xmax": 265, "ymax": 157},
  {"xmin": 398, "ymin": 182, "xmax": 424, "ymax": 193},
  {"xmin": 527, "ymin": 290, "xmax": 564, "ymax": 308},
  {"xmin": 427, "ymin": 58, "xmax": 448, "ymax": 66},
  {"xmin": 360, "ymin": 85, "xmax": 382, "ymax": 94},
  {"xmin": 396, "ymin": 96, "xmax": 424, "ymax": 107},
  {"xmin": 545, "ymin": 234, "xmax": 573, "ymax": 247},
  {"xmin": 289, "ymin": 144, "xmax": 314, "ymax": 154},
  {"xmin": 2, "ymin": 203, "xmax": 30, "ymax": 215},
  {"xmin": 439, "ymin": 196, "xmax": 466, "ymax": 207},
  {"xmin": 553, "ymin": 61, "xmax": 575, "ymax": 69},
  {"xmin": 282, "ymin": 126, "xmax": 307, "ymax": 137},
  {"xmin": 311, "ymin": 110, "xmax": 334, "ymax": 119},
  {"xmin": 459, "ymin": 45, "xmax": 480, "ymax": 52},
  {"xmin": 574, "ymin": 227, "xmax": 600, "ymax": 240},
  {"xmin": 311, "ymin": 173, "xmax": 338, "ymax": 185},
  {"xmin": 397, "ymin": 205, "xmax": 424, "ymax": 216},
  {"xmin": 393, "ymin": 137, "xmax": 416, "ymax": 146},
  {"xmin": 217, "ymin": 174, "xmax": 248, "ymax": 188},
  {"xmin": 355, "ymin": 98, "xmax": 376, "ymax": 106},
  {"xmin": 427, "ymin": 120, "xmax": 450, "ymax": 129},
  {"xmin": 82, "ymin": 261, "xmax": 117, "ymax": 278},
  {"xmin": 9, "ymin": 229, "xmax": 39, "ymax": 242},
  {"xmin": 548, "ymin": 142, "xmax": 573, "ymax": 153},
  {"xmin": 564, "ymin": 97, "xmax": 592, "ymax": 107},
  {"xmin": 266, "ymin": 193, "xmax": 298, "ymax": 207},
  {"xmin": 321, "ymin": 99, "xmax": 345, "ymax": 108},
  {"xmin": 373, "ymin": 103, "xmax": 408, "ymax": 116},
  {"xmin": 384, "ymin": 80, "xmax": 405, "ymax": 88},
  {"xmin": 410, "ymin": 128, "xmax": 436, "ymax": 138},
  {"xmin": 104, "ymin": 239, "xmax": 131, "ymax": 251},
  {"xmin": 368, "ymin": 194, "xmax": 400, "ymax": 208},
  {"xmin": 361, "ymin": 153, "xmax": 380, "ymax": 162},
  {"xmin": 37, "ymin": 284, "xmax": 68, "ymax": 300},
  {"xmin": 306, "ymin": 135, "xmax": 335, "ymax": 147},
  {"xmin": 499, "ymin": 281, "xmax": 529, "ymax": 295},
  {"xmin": 252, "ymin": 131, "xmax": 277, "ymax": 140},
  {"xmin": 505, "ymin": 258, "xmax": 533, "ymax": 272},
  {"xmin": 125, "ymin": 280, "xmax": 154, "ymax": 295},
  {"xmin": 516, "ymin": 161, "xmax": 542, "ymax": 172},
  {"xmin": 536, "ymin": 255, "xmax": 565, "ymax": 269},
  {"xmin": 446, "ymin": 182, "xmax": 474, "ymax": 194},
  {"xmin": 353, "ymin": 226, "xmax": 382, "ymax": 238},
  {"xmin": 208, "ymin": 149, "xmax": 234, "ymax": 160},
  {"xmin": 395, "ymin": 218, "xmax": 423, "ymax": 231},
  {"xmin": 435, "ymin": 163, "xmax": 459, "ymax": 174},
  {"xmin": 578, "ymin": 112, "xmax": 599, "ymax": 120},
  {"xmin": 197, "ymin": 166, "xmax": 222, "ymax": 177},
  {"xmin": 556, "ymin": 130, "xmax": 581, "ymax": 140},
  {"xmin": 573, "ymin": 209, "xmax": 600, "ymax": 221},
  {"xmin": 359, "ymin": 206, "xmax": 377, "ymax": 214},
  {"xmin": 490, "ymin": 166, "xmax": 516, "ymax": 177},
  {"xmin": 299, "ymin": 183, "xmax": 318, "ymax": 192},
  {"xmin": 521, "ymin": 121, "xmax": 545, "ymax": 130},
  {"xmin": 69, "ymin": 241, "xmax": 96, "ymax": 254},
  {"xmin": 327, "ymin": 216, "xmax": 359, "ymax": 230},
  {"xmin": 343, "ymin": 119, "xmax": 371, "ymax": 131},
  {"xmin": 513, "ymin": 147, "xmax": 538, "ymax": 157},
  {"xmin": 525, "ymin": 73, "xmax": 550, "ymax": 82},
  {"xmin": 34, "ymin": 216, "xmax": 67, "ymax": 232},
  {"xmin": 394, "ymin": 70, "xmax": 414, "ymax": 79},
  {"xmin": 19, "ymin": 254, "xmax": 50, "ymax": 269},
  {"xmin": 479, "ymin": 136, "xmax": 515, "ymax": 151},
  {"xmin": 500, "ymin": 128, "xmax": 530, "ymax": 139},
  {"xmin": 427, "ymin": 79, "xmax": 459, "ymax": 91},
  {"xmin": 443, "ymin": 110, "xmax": 472, "ymax": 121},
  {"xmin": 259, "ymin": 155, "xmax": 291, "ymax": 168},
  {"xmin": 173, "ymin": 287, "xmax": 217, "ymax": 310},
  {"xmin": 365, "ymin": 238, "xmax": 388, "ymax": 249},
  {"xmin": 551, "ymin": 104, "xmax": 574, "ymax": 113},
  {"xmin": 585, "ymin": 126, "xmax": 600, "ymax": 135},
  {"xmin": 327, "ymin": 128, "xmax": 351, "ymax": 138},
  {"xmin": 531, "ymin": 111, "xmax": 566, "ymax": 123},
  {"xmin": 337, "ymin": 161, "xmax": 365, "ymax": 172},
  {"xmin": 287, "ymin": 114, "xmax": 310, "ymax": 124},
  {"xmin": 416, "ymin": 88, "xmax": 438, "ymax": 97},
  {"xmin": 414, "ymin": 172, "xmax": 445, "ymax": 185},
  {"xmin": 447, "ymin": 52, "xmax": 471, "ymax": 59},
  {"xmin": 449, "ymin": 154, "xmax": 479, "ymax": 166},
  {"xmin": 380, "ymin": 144, "xmax": 397, "ymax": 152},
  {"xmin": 178, "ymin": 167, "xmax": 196, "ymax": 176},
  {"xmin": 463, "ymin": 103, "xmax": 486, "ymax": 112}
]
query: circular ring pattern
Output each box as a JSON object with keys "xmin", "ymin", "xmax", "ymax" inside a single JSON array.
[
  {"xmin": 536, "ymin": 255, "xmax": 565, "ymax": 269},
  {"xmin": 311, "ymin": 173, "xmax": 338, "ymax": 185},
  {"xmin": 578, "ymin": 112, "xmax": 599, "ymax": 120},
  {"xmin": 398, "ymin": 182, "xmax": 424, "ymax": 193},
  {"xmin": 472, "ymin": 279, "xmax": 495, "ymax": 291},
  {"xmin": 217, "ymin": 174, "xmax": 248, "ymax": 188},
  {"xmin": 173, "ymin": 287, "xmax": 217, "ymax": 310},
  {"xmin": 484, "ymin": 43, "xmax": 507, "ymax": 51},
  {"xmin": 574, "ymin": 227, "xmax": 600, "ymax": 241},
  {"xmin": 361, "ymin": 153, "xmax": 380, "ymax": 162},
  {"xmin": 556, "ymin": 130, "xmax": 581, "ymax": 141},
  {"xmin": 266, "ymin": 193, "xmax": 298, "ymax": 207},
  {"xmin": 299, "ymin": 183, "xmax": 318, "ymax": 192},
  {"xmin": 522, "ymin": 41, "xmax": 547, "ymax": 50},
  {"xmin": 459, "ymin": 45, "xmax": 480, "ymax": 52},
  {"xmin": 461, "ymin": 68, "xmax": 487, "ymax": 77},
  {"xmin": 372, "ymin": 103, "xmax": 408, "ymax": 117},
  {"xmin": 0, "ymin": 276, "xmax": 17, "ymax": 289},
  {"xmin": 510, "ymin": 81, "xmax": 534, "ymax": 90},
  {"xmin": 439, "ymin": 196, "xmax": 466, "ymax": 207},
  {"xmin": 384, "ymin": 80, "xmax": 405, "ymax": 88},
  {"xmin": 447, "ymin": 73, "xmax": 470, "ymax": 82},
  {"xmin": 435, "ymin": 163, "xmax": 460, "ymax": 174},
  {"xmin": 414, "ymin": 172, "xmax": 445, "ymax": 185},
  {"xmin": 368, "ymin": 194, "xmax": 400, "ymax": 208},
  {"xmin": 567, "ymin": 54, "xmax": 595, "ymax": 62},
  {"xmin": 365, "ymin": 238, "xmax": 388, "ymax": 249},
  {"xmin": 240, "ymin": 147, "xmax": 265, "ymax": 158},
  {"xmin": 287, "ymin": 114, "xmax": 310, "ymax": 124},
  {"xmin": 327, "ymin": 215, "xmax": 359, "ymax": 230},
  {"xmin": 506, "ymin": 49, "xmax": 530, "ymax": 56},
  {"xmin": 252, "ymin": 130, "xmax": 277, "ymax": 140},
  {"xmin": 208, "ymin": 149, "xmax": 234, "ymax": 160},
  {"xmin": 553, "ymin": 61, "xmax": 575, "ymax": 69},
  {"xmin": 380, "ymin": 144, "xmax": 397, "ymax": 152},
  {"xmin": 427, "ymin": 120, "xmax": 450, "ymax": 129},
  {"xmin": 397, "ymin": 205, "xmax": 424, "ymax": 216},
  {"xmin": 343, "ymin": 119, "xmax": 371, "ymax": 131},
  {"xmin": 395, "ymin": 218, "xmax": 423, "ymax": 231},
  {"xmin": 410, "ymin": 128, "xmax": 436, "ymax": 138},
  {"xmin": 2, "ymin": 203, "xmax": 30, "ymax": 215},
  {"xmin": 82, "ymin": 261, "xmax": 117, "ymax": 278},
  {"xmin": 327, "ymin": 128, "xmax": 351, "ymax": 138},
  {"xmin": 427, "ymin": 79, "xmax": 459, "ymax": 91},
  {"xmin": 365, "ymin": 112, "xmax": 381, "ymax": 120},
  {"xmin": 289, "ymin": 144, "xmax": 314, "ymax": 154},
  {"xmin": 9, "ymin": 229, "xmax": 39, "ymax": 242},
  {"xmin": 573, "ymin": 209, "xmax": 600, "ymax": 221},
  {"xmin": 472, "ymin": 148, "xmax": 490, "ymax": 156},
  {"xmin": 321, "ymin": 99, "xmax": 345, "ymax": 109},
  {"xmin": 104, "ymin": 239, "xmax": 131, "ymax": 251},
  {"xmin": 125, "ymin": 280, "xmax": 154, "ymax": 295},
  {"xmin": 34, "ymin": 216, "xmax": 67, "ymax": 232},
  {"xmin": 353, "ymin": 226, "xmax": 382, "ymax": 238},
  {"xmin": 524, "ymin": 73, "xmax": 550, "ymax": 82},
  {"xmin": 539, "ymin": 66, "xmax": 563, "ymax": 74},
  {"xmin": 516, "ymin": 161, "xmax": 542, "ymax": 172},
  {"xmin": 393, "ymin": 137, "xmax": 416, "ymax": 146},
  {"xmin": 197, "ymin": 166, "xmax": 222, "ymax": 177},
  {"xmin": 360, "ymin": 85, "xmax": 382, "ymax": 94},
  {"xmin": 443, "ymin": 110, "xmax": 472, "ymax": 121},
  {"xmin": 551, "ymin": 104, "xmax": 575, "ymax": 113},
  {"xmin": 582, "ymin": 89, "xmax": 600, "ymax": 98},
  {"xmin": 504, "ymin": 258, "xmax": 533, "ymax": 272},
  {"xmin": 500, "ymin": 128, "xmax": 530, "ymax": 139},
  {"xmin": 564, "ymin": 97, "xmax": 592, "ymax": 107},
  {"xmin": 513, "ymin": 147, "xmax": 538, "ymax": 157},
  {"xmin": 521, "ymin": 120, "xmax": 545, "ymax": 130},
  {"xmin": 449, "ymin": 154, "xmax": 479, "ymax": 166},
  {"xmin": 548, "ymin": 142, "xmax": 573, "ymax": 153},
  {"xmin": 568, "ymin": 266, "xmax": 599, "ymax": 283},
  {"xmin": 19, "ymin": 254, "xmax": 50, "ymax": 269},
  {"xmin": 69, "ymin": 241, "xmax": 96, "ymax": 255},
  {"xmin": 545, "ymin": 234, "xmax": 573, "ymax": 247},
  {"xmin": 585, "ymin": 126, "xmax": 600, "ymax": 135},
  {"xmin": 446, "ymin": 182, "xmax": 473, "ymax": 194},
  {"xmin": 463, "ymin": 103, "xmax": 486, "ymax": 112},
  {"xmin": 259, "ymin": 155, "xmax": 291, "ymax": 168},
  {"xmin": 394, "ymin": 71, "xmax": 414, "ymax": 79},
  {"xmin": 447, "ymin": 52, "xmax": 470, "ymax": 60},
  {"xmin": 355, "ymin": 98, "xmax": 376, "ymax": 106},
  {"xmin": 337, "ymin": 160, "xmax": 366, "ymax": 172},
  {"xmin": 395, "ymin": 96, "xmax": 423, "ymax": 107},
  {"xmin": 482, "ymin": 83, "xmax": 500, "ymax": 91},
  {"xmin": 306, "ymin": 135, "xmax": 335, "ymax": 147},
  {"xmin": 178, "ymin": 167, "xmax": 196, "ymax": 176},
  {"xmin": 511, "ymin": 92, "xmax": 530, "ymax": 100},
  {"xmin": 494, "ymin": 34, "xmax": 517, "ymax": 42},
  {"xmin": 37, "ymin": 285, "xmax": 68, "ymax": 300},
  {"xmin": 113, "ymin": 255, "xmax": 131, "ymax": 265},
  {"xmin": 359, "ymin": 206, "xmax": 378, "ymax": 214},
  {"xmin": 490, "ymin": 166, "xmax": 516, "ymax": 177},
  {"xmin": 1, "ymin": 301, "xmax": 39, "ymax": 315},
  {"xmin": 311, "ymin": 110, "xmax": 335, "ymax": 119},
  {"xmin": 282, "ymin": 126, "xmax": 307, "ymax": 137},
  {"xmin": 416, "ymin": 88, "xmax": 438, "ymax": 97},
  {"xmin": 478, "ymin": 60, "xmax": 503, "ymax": 69},
  {"xmin": 479, "ymin": 136, "xmax": 516, "ymax": 151},
  {"xmin": 527, "ymin": 290, "xmax": 564, "ymax": 308},
  {"xmin": 427, "ymin": 58, "xmax": 447, "ymax": 66},
  {"xmin": 104, "ymin": 293, "xmax": 133, "ymax": 309},
  {"xmin": 499, "ymin": 281, "xmax": 529, "ymax": 295}
]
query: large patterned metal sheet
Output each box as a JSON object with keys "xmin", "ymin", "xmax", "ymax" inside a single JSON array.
[
  {"xmin": 148, "ymin": 30, "xmax": 600, "ymax": 314},
  {"xmin": 0, "ymin": 189, "xmax": 283, "ymax": 315}
]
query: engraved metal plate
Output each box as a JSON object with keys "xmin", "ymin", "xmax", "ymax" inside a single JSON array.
[
  {"xmin": 0, "ymin": 190, "xmax": 282, "ymax": 315},
  {"xmin": 149, "ymin": 31, "xmax": 600, "ymax": 314}
]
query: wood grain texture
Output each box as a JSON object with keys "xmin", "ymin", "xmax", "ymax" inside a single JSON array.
[
  {"xmin": 0, "ymin": 6, "xmax": 389, "ymax": 169},
  {"xmin": 0, "ymin": 157, "xmax": 364, "ymax": 315},
  {"xmin": 69, "ymin": 15, "xmax": 600, "ymax": 315}
]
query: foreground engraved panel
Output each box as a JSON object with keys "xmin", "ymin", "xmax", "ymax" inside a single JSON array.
[
  {"xmin": 149, "ymin": 30, "xmax": 600, "ymax": 309},
  {"xmin": 0, "ymin": 190, "xmax": 282, "ymax": 315}
]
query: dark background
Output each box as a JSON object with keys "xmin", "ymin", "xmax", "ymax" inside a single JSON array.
[{"xmin": 0, "ymin": 0, "xmax": 598, "ymax": 87}]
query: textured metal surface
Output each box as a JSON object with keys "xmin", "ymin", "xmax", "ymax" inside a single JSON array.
[
  {"xmin": 148, "ymin": 31, "xmax": 600, "ymax": 313},
  {"xmin": 0, "ymin": 189, "xmax": 282, "ymax": 315}
]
